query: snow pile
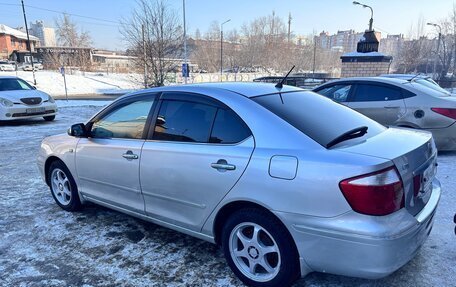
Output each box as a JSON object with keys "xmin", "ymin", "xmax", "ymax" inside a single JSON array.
[
  {"xmin": 0, "ymin": 70, "xmax": 142, "ymax": 96},
  {"xmin": 341, "ymin": 51, "xmax": 386, "ymax": 57}
]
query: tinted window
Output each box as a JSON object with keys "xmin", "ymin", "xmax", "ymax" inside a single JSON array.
[
  {"xmin": 253, "ymin": 91, "xmax": 385, "ymax": 148},
  {"xmin": 0, "ymin": 78, "xmax": 32, "ymax": 91},
  {"xmin": 353, "ymin": 84, "xmax": 402, "ymax": 102},
  {"xmin": 210, "ymin": 109, "xmax": 251, "ymax": 144},
  {"xmin": 91, "ymin": 99, "xmax": 154, "ymax": 139},
  {"xmin": 153, "ymin": 100, "xmax": 217, "ymax": 143},
  {"xmin": 317, "ymin": 84, "xmax": 352, "ymax": 102}
]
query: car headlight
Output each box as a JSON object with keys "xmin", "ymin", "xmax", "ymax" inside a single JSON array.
[
  {"xmin": 0, "ymin": 98, "xmax": 13, "ymax": 107},
  {"xmin": 47, "ymin": 95, "xmax": 55, "ymax": 103}
]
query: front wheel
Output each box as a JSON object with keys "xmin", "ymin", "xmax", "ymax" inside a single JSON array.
[
  {"xmin": 43, "ymin": 115, "xmax": 55, "ymax": 121},
  {"xmin": 48, "ymin": 160, "xmax": 81, "ymax": 211},
  {"xmin": 221, "ymin": 208, "xmax": 300, "ymax": 287}
]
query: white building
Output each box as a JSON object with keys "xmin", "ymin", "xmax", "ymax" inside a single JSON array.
[{"xmin": 29, "ymin": 21, "xmax": 56, "ymax": 47}]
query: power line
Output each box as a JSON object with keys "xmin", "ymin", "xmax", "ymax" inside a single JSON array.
[{"xmin": 0, "ymin": 2, "xmax": 122, "ymax": 25}]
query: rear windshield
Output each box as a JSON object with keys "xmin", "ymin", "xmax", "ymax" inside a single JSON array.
[
  {"xmin": 414, "ymin": 79, "xmax": 451, "ymax": 96},
  {"xmin": 252, "ymin": 91, "xmax": 385, "ymax": 148}
]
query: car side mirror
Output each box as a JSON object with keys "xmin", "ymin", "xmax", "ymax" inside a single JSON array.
[
  {"xmin": 32, "ymin": 86, "xmax": 37, "ymax": 90},
  {"xmin": 68, "ymin": 123, "xmax": 88, "ymax": 137}
]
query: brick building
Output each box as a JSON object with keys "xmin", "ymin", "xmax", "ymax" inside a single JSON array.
[{"xmin": 0, "ymin": 24, "xmax": 39, "ymax": 60}]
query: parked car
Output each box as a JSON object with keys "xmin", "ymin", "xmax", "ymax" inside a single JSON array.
[
  {"xmin": 0, "ymin": 60, "xmax": 15, "ymax": 71},
  {"xmin": 0, "ymin": 76, "xmax": 57, "ymax": 121},
  {"xmin": 313, "ymin": 77, "xmax": 456, "ymax": 151},
  {"xmin": 19, "ymin": 62, "xmax": 43, "ymax": 71},
  {"xmin": 38, "ymin": 83, "xmax": 440, "ymax": 287},
  {"xmin": 380, "ymin": 74, "xmax": 453, "ymax": 96}
]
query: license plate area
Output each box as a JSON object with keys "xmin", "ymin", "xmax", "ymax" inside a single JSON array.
[
  {"xmin": 422, "ymin": 161, "xmax": 436, "ymax": 192},
  {"xmin": 26, "ymin": 107, "xmax": 45, "ymax": 114},
  {"xmin": 415, "ymin": 159, "xmax": 437, "ymax": 198}
]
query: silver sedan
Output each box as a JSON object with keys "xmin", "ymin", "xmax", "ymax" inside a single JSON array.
[
  {"xmin": 38, "ymin": 83, "xmax": 440, "ymax": 287},
  {"xmin": 313, "ymin": 77, "xmax": 456, "ymax": 151}
]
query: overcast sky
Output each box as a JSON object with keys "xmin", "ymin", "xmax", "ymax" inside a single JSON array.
[{"xmin": 0, "ymin": 0, "xmax": 453, "ymax": 50}]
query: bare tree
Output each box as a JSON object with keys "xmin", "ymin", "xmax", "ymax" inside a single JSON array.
[
  {"xmin": 121, "ymin": 0, "xmax": 183, "ymax": 86},
  {"xmin": 55, "ymin": 14, "xmax": 92, "ymax": 47},
  {"xmin": 52, "ymin": 14, "xmax": 92, "ymax": 70}
]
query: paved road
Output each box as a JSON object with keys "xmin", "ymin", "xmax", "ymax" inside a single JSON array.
[{"xmin": 0, "ymin": 104, "xmax": 455, "ymax": 287}]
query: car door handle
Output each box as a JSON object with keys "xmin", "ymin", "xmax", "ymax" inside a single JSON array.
[
  {"xmin": 384, "ymin": 106, "xmax": 400, "ymax": 109},
  {"xmin": 211, "ymin": 159, "xmax": 236, "ymax": 171},
  {"xmin": 122, "ymin": 150, "xmax": 139, "ymax": 160}
]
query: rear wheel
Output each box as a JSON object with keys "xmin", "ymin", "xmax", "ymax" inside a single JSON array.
[
  {"xmin": 43, "ymin": 115, "xmax": 55, "ymax": 121},
  {"xmin": 48, "ymin": 160, "xmax": 81, "ymax": 211},
  {"xmin": 221, "ymin": 208, "xmax": 300, "ymax": 287}
]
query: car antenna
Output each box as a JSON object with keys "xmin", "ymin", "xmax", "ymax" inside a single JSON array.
[{"xmin": 275, "ymin": 65, "xmax": 295, "ymax": 89}]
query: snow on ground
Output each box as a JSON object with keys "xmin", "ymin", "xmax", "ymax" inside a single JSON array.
[
  {"xmin": 0, "ymin": 70, "xmax": 142, "ymax": 97},
  {"xmin": 55, "ymin": 100, "xmax": 112, "ymax": 108},
  {"xmin": 0, "ymin": 103, "xmax": 455, "ymax": 286}
]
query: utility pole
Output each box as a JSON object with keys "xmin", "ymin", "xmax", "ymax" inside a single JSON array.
[
  {"xmin": 312, "ymin": 35, "xmax": 317, "ymax": 79},
  {"xmin": 183, "ymin": 0, "xmax": 188, "ymax": 84},
  {"xmin": 287, "ymin": 13, "xmax": 292, "ymax": 43},
  {"xmin": 142, "ymin": 24, "xmax": 147, "ymax": 88},
  {"xmin": 20, "ymin": 0, "xmax": 36, "ymax": 85}
]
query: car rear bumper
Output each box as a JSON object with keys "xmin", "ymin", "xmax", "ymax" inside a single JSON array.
[
  {"xmin": 0, "ymin": 102, "xmax": 58, "ymax": 120},
  {"xmin": 274, "ymin": 178, "xmax": 441, "ymax": 279},
  {"xmin": 427, "ymin": 122, "xmax": 456, "ymax": 151}
]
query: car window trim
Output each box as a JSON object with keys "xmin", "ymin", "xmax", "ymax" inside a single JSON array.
[
  {"xmin": 87, "ymin": 92, "xmax": 159, "ymax": 140},
  {"xmin": 146, "ymin": 91, "xmax": 252, "ymax": 144}
]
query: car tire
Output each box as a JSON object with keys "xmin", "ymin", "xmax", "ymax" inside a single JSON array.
[
  {"xmin": 221, "ymin": 208, "xmax": 300, "ymax": 287},
  {"xmin": 43, "ymin": 115, "xmax": 55, "ymax": 121},
  {"xmin": 48, "ymin": 160, "xmax": 81, "ymax": 211}
]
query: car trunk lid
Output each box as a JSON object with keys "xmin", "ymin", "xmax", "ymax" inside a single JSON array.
[{"xmin": 337, "ymin": 127, "xmax": 437, "ymax": 216}]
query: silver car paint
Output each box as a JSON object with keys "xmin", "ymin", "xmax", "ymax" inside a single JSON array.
[
  {"xmin": 140, "ymin": 137, "xmax": 254, "ymax": 231},
  {"xmin": 38, "ymin": 83, "xmax": 441, "ymax": 280},
  {"xmin": 76, "ymin": 138, "xmax": 145, "ymax": 213}
]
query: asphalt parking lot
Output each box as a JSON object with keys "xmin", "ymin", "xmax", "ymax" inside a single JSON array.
[{"xmin": 0, "ymin": 102, "xmax": 455, "ymax": 287}]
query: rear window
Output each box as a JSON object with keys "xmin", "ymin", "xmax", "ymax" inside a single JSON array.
[{"xmin": 252, "ymin": 91, "xmax": 385, "ymax": 148}]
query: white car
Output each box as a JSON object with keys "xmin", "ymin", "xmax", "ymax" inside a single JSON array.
[
  {"xmin": 0, "ymin": 61, "xmax": 15, "ymax": 71},
  {"xmin": 20, "ymin": 62, "xmax": 43, "ymax": 71},
  {"xmin": 0, "ymin": 76, "xmax": 57, "ymax": 121}
]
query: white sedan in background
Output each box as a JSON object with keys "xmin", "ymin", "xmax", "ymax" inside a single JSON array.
[
  {"xmin": 0, "ymin": 76, "xmax": 57, "ymax": 121},
  {"xmin": 0, "ymin": 61, "xmax": 15, "ymax": 71}
]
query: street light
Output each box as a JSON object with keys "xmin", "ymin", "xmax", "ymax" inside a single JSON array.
[
  {"xmin": 353, "ymin": 1, "xmax": 374, "ymax": 31},
  {"xmin": 220, "ymin": 19, "xmax": 231, "ymax": 82},
  {"xmin": 183, "ymin": 0, "xmax": 188, "ymax": 84},
  {"xmin": 427, "ymin": 22, "xmax": 442, "ymax": 79}
]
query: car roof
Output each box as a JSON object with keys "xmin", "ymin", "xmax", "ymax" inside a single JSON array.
[
  {"xmin": 314, "ymin": 76, "xmax": 409, "ymax": 88},
  {"xmin": 128, "ymin": 82, "xmax": 303, "ymax": 98},
  {"xmin": 0, "ymin": 75, "xmax": 19, "ymax": 79},
  {"xmin": 379, "ymin": 74, "xmax": 430, "ymax": 80}
]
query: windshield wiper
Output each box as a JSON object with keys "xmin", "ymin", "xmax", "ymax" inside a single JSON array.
[{"xmin": 326, "ymin": 126, "xmax": 368, "ymax": 149}]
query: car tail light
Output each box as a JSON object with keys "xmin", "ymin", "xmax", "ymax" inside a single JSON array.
[
  {"xmin": 431, "ymin": 108, "xmax": 456, "ymax": 120},
  {"xmin": 339, "ymin": 167, "xmax": 404, "ymax": 216}
]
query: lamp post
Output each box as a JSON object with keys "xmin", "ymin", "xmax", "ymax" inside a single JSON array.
[
  {"xmin": 183, "ymin": 0, "xmax": 188, "ymax": 84},
  {"xmin": 427, "ymin": 22, "xmax": 442, "ymax": 79},
  {"xmin": 220, "ymin": 19, "xmax": 231, "ymax": 82},
  {"xmin": 353, "ymin": 1, "xmax": 374, "ymax": 31}
]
